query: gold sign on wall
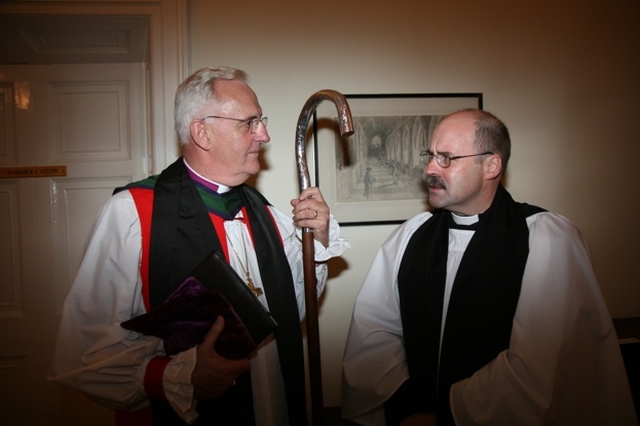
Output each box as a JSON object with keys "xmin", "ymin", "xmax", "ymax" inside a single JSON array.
[{"xmin": 0, "ymin": 166, "xmax": 68, "ymax": 179}]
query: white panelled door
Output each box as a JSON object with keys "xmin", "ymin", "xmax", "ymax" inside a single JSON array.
[{"xmin": 0, "ymin": 62, "xmax": 148, "ymax": 425}]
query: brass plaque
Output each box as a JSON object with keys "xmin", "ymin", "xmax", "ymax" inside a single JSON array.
[{"xmin": 0, "ymin": 166, "xmax": 68, "ymax": 178}]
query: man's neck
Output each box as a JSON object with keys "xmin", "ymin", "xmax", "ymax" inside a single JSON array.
[{"xmin": 183, "ymin": 158, "xmax": 231, "ymax": 194}]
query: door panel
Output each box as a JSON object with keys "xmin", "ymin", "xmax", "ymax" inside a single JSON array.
[{"xmin": 0, "ymin": 62, "xmax": 147, "ymax": 425}]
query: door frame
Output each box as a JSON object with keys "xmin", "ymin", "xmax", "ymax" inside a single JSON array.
[{"xmin": 0, "ymin": 0, "xmax": 189, "ymax": 174}]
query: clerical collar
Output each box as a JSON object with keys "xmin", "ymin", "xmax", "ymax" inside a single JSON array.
[
  {"xmin": 449, "ymin": 212, "xmax": 480, "ymax": 230},
  {"xmin": 183, "ymin": 158, "xmax": 231, "ymax": 194},
  {"xmin": 452, "ymin": 212, "xmax": 479, "ymax": 226}
]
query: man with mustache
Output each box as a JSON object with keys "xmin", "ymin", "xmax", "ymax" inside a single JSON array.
[{"xmin": 341, "ymin": 109, "xmax": 636, "ymax": 425}]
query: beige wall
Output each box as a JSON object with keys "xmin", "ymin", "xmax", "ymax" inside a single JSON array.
[{"xmin": 189, "ymin": 0, "xmax": 640, "ymax": 406}]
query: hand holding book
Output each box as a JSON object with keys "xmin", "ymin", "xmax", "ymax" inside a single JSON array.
[{"xmin": 121, "ymin": 250, "xmax": 278, "ymax": 359}]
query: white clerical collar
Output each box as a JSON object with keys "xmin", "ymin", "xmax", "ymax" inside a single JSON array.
[
  {"xmin": 183, "ymin": 158, "xmax": 232, "ymax": 194},
  {"xmin": 451, "ymin": 212, "xmax": 480, "ymax": 226}
]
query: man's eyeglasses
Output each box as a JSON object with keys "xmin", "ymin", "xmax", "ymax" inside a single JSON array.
[
  {"xmin": 420, "ymin": 150, "xmax": 494, "ymax": 168},
  {"xmin": 202, "ymin": 115, "xmax": 268, "ymax": 134}
]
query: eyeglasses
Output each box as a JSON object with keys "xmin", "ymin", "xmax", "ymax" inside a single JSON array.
[
  {"xmin": 201, "ymin": 115, "xmax": 268, "ymax": 134},
  {"xmin": 420, "ymin": 150, "xmax": 494, "ymax": 168}
]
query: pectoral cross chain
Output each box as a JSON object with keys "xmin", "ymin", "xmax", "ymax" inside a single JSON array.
[{"xmin": 245, "ymin": 276, "xmax": 263, "ymax": 297}]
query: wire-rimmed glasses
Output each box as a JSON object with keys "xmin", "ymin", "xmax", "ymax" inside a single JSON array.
[
  {"xmin": 420, "ymin": 150, "xmax": 494, "ymax": 168},
  {"xmin": 201, "ymin": 115, "xmax": 268, "ymax": 134}
]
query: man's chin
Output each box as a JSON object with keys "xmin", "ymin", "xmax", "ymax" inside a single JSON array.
[
  {"xmin": 246, "ymin": 159, "xmax": 261, "ymax": 175},
  {"xmin": 427, "ymin": 194, "xmax": 446, "ymax": 210}
]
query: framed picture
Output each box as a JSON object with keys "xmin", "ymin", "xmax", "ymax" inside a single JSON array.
[{"xmin": 312, "ymin": 93, "xmax": 483, "ymax": 226}]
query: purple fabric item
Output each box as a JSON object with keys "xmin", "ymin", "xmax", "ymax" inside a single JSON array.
[{"xmin": 121, "ymin": 276, "xmax": 257, "ymax": 359}]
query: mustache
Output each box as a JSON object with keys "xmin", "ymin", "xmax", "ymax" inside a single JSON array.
[{"xmin": 425, "ymin": 174, "xmax": 446, "ymax": 189}]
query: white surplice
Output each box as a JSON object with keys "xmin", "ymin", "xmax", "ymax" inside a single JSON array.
[
  {"xmin": 342, "ymin": 211, "xmax": 637, "ymax": 425},
  {"xmin": 48, "ymin": 187, "xmax": 350, "ymax": 426}
]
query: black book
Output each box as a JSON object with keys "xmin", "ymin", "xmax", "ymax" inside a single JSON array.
[{"xmin": 121, "ymin": 250, "xmax": 278, "ymax": 359}]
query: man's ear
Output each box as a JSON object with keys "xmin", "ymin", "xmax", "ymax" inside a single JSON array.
[
  {"xmin": 485, "ymin": 154, "xmax": 502, "ymax": 181},
  {"xmin": 190, "ymin": 119, "xmax": 212, "ymax": 151}
]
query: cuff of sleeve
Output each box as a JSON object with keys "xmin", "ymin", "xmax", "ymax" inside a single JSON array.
[
  {"xmin": 163, "ymin": 347, "xmax": 199, "ymax": 424},
  {"xmin": 313, "ymin": 216, "xmax": 351, "ymax": 262}
]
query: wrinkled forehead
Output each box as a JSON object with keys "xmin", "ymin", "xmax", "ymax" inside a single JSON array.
[
  {"xmin": 211, "ymin": 79, "xmax": 262, "ymax": 115},
  {"xmin": 429, "ymin": 115, "xmax": 475, "ymax": 152}
]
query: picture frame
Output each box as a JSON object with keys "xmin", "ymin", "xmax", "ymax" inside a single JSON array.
[{"xmin": 312, "ymin": 93, "xmax": 483, "ymax": 226}]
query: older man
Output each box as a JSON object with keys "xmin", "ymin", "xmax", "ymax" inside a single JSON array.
[{"xmin": 49, "ymin": 66, "xmax": 349, "ymax": 425}]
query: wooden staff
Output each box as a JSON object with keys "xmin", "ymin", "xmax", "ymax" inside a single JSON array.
[{"xmin": 295, "ymin": 90, "xmax": 353, "ymax": 426}]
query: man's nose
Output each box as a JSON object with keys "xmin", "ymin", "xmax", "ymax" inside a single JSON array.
[
  {"xmin": 424, "ymin": 156, "xmax": 439, "ymax": 174},
  {"xmin": 255, "ymin": 122, "xmax": 270, "ymax": 143}
]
